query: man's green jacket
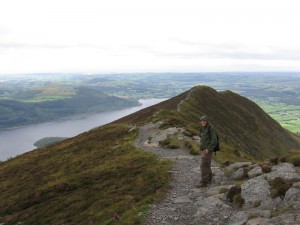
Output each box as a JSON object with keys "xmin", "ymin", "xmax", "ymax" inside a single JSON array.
[{"xmin": 200, "ymin": 122, "xmax": 218, "ymax": 152}]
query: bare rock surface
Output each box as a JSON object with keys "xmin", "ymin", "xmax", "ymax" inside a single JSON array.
[
  {"xmin": 241, "ymin": 176, "xmax": 272, "ymax": 209},
  {"xmin": 264, "ymin": 162, "xmax": 300, "ymax": 182},
  {"xmin": 247, "ymin": 166, "xmax": 263, "ymax": 178}
]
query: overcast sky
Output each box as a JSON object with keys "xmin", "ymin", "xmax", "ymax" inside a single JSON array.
[{"xmin": 1, "ymin": 0, "xmax": 300, "ymax": 74}]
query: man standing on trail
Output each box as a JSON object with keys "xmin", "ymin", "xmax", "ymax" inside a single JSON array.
[{"xmin": 196, "ymin": 115, "xmax": 218, "ymax": 188}]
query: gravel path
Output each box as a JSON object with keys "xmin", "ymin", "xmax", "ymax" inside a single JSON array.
[{"xmin": 134, "ymin": 123, "xmax": 235, "ymax": 225}]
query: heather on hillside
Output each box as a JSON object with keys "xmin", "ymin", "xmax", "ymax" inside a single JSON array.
[{"xmin": 0, "ymin": 124, "xmax": 171, "ymax": 224}]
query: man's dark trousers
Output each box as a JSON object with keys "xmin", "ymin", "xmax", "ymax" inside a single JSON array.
[{"xmin": 200, "ymin": 150, "xmax": 213, "ymax": 184}]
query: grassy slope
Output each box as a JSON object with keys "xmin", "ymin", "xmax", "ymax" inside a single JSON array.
[{"xmin": 0, "ymin": 124, "xmax": 171, "ymax": 225}]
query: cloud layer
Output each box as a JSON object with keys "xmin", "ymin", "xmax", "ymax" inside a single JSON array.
[{"xmin": 0, "ymin": 0, "xmax": 300, "ymax": 73}]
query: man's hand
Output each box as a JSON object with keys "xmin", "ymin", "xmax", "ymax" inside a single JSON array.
[{"xmin": 205, "ymin": 149, "xmax": 209, "ymax": 154}]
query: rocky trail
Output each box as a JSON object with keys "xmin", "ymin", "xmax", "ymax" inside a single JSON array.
[
  {"xmin": 134, "ymin": 122, "xmax": 300, "ymax": 225},
  {"xmin": 134, "ymin": 122, "xmax": 235, "ymax": 225}
]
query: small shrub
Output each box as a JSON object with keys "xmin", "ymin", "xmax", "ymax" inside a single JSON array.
[
  {"xmin": 260, "ymin": 163, "xmax": 272, "ymax": 173},
  {"xmin": 159, "ymin": 138, "xmax": 180, "ymax": 149},
  {"xmin": 158, "ymin": 118, "xmax": 184, "ymax": 130},
  {"xmin": 223, "ymin": 161, "xmax": 230, "ymax": 167},
  {"xmin": 185, "ymin": 141, "xmax": 200, "ymax": 155},
  {"xmin": 169, "ymin": 143, "xmax": 180, "ymax": 149},
  {"xmin": 219, "ymin": 187, "xmax": 228, "ymax": 194},
  {"xmin": 279, "ymin": 156, "xmax": 287, "ymax": 163},
  {"xmin": 270, "ymin": 210, "xmax": 278, "ymax": 218},
  {"xmin": 242, "ymin": 166, "xmax": 251, "ymax": 178},
  {"xmin": 248, "ymin": 212, "xmax": 258, "ymax": 220},
  {"xmin": 233, "ymin": 194, "xmax": 245, "ymax": 209},
  {"xmin": 269, "ymin": 157, "xmax": 279, "ymax": 165},
  {"xmin": 269, "ymin": 177, "xmax": 292, "ymax": 199},
  {"xmin": 252, "ymin": 200, "xmax": 261, "ymax": 208},
  {"xmin": 189, "ymin": 146, "xmax": 200, "ymax": 155},
  {"xmin": 270, "ymin": 189, "xmax": 279, "ymax": 199},
  {"xmin": 159, "ymin": 139, "xmax": 170, "ymax": 147},
  {"xmin": 184, "ymin": 140, "xmax": 192, "ymax": 148},
  {"xmin": 226, "ymin": 185, "xmax": 241, "ymax": 202},
  {"xmin": 184, "ymin": 124, "xmax": 198, "ymax": 136},
  {"xmin": 233, "ymin": 149, "xmax": 241, "ymax": 157},
  {"xmin": 183, "ymin": 130, "xmax": 193, "ymax": 137},
  {"xmin": 289, "ymin": 155, "xmax": 300, "ymax": 166}
]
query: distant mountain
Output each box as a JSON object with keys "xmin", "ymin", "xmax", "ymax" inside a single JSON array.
[
  {"xmin": 0, "ymin": 86, "xmax": 299, "ymax": 224},
  {"xmin": 0, "ymin": 87, "xmax": 139, "ymax": 129}
]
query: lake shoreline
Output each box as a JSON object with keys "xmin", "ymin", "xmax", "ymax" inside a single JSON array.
[
  {"xmin": 1, "ymin": 102, "xmax": 143, "ymax": 131},
  {"xmin": 0, "ymin": 98, "xmax": 167, "ymax": 161}
]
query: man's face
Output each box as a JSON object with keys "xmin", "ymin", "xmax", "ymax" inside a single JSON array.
[{"xmin": 201, "ymin": 120, "xmax": 207, "ymax": 127}]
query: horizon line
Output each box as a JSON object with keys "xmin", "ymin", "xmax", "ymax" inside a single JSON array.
[{"xmin": 1, "ymin": 71, "xmax": 300, "ymax": 76}]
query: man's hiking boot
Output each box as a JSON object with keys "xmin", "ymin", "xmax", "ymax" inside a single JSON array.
[{"xmin": 195, "ymin": 182, "xmax": 207, "ymax": 188}]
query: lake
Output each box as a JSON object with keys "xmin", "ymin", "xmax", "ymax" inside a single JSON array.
[{"xmin": 0, "ymin": 98, "xmax": 167, "ymax": 161}]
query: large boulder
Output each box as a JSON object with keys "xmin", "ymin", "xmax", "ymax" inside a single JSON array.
[
  {"xmin": 265, "ymin": 163, "xmax": 300, "ymax": 182},
  {"xmin": 246, "ymin": 217, "xmax": 270, "ymax": 225},
  {"xmin": 226, "ymin": 162, "xmax": 253, "ymax": 173},
  {"xmin": 283, "ymin": 186, "xmax": 300, "ymax": 210},
  {"xmin": 195, "ymin": 196, "xmax": 231, "ymax": 209},
  {"xmin": 247, "ymin": 166, "xmax": 263, "ymax": 178},
  {"xmin": 227, "ymin": 211, "xmax": 248, "ymax": 225},
  {"xmin": 212, "ymin": 167, "xmax": 228, "ymax": 185},
  {"xmin": 241, "ymin": 176, "xmax": 273, "ymax": 209},
  {"xmin": 232, "ymin": 168, "xmax": 246, "ymax": 180},
  {"xmin": 267, "ymin": 213, "xmax": 300, "ymax": 225}
]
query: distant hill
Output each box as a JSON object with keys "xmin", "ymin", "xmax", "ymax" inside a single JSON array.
[
  {"xmin": 0, "ymin": 87, "xmax": 139, "ymax": 129},
  {"xmin": 0, "ymin": 86, "xmax": 299, "ymax": 224}
]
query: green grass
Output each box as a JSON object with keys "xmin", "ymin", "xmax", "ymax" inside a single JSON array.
[
  {"xmin": 0, "ymin": 124, "xmax": 172, "ymax": 225},
  {"xmin": 22, "ymin": 85, "xmax": 77, "ymax": 102},
  {"xmin": 283, "ymin": 150, "xmax": 300, "ymax": 167},
  {"xmin": 252, "ymin": 99, "xmax": 300, "ymax": 133},
  {"xmin": 22, "ymin": 96, "xmax": 73, "ymax": 103}
]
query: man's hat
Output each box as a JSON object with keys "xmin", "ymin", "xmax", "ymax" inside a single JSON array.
[{"xmin": 200, "ymin": 115, "xmax": 207, "ymax": 121}]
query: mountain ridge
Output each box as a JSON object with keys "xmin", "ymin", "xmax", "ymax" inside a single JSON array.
[{"xmin": 115, "ymin": 85, "xmax": 300, "ymax": 159}]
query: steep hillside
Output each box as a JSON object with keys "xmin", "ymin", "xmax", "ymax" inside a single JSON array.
[
  {"xmin": 0, "ymin": 124, "xmax": 171, "ymax": 224},
  {"xmin": 179, "ymin": 86, "xmax": 300, "ymax": 158}
]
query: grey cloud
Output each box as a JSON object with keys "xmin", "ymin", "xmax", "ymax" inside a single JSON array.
[
  {"xmin": 0, "ymin": 42, "xmax": 109, "ymax": 50},
  {"xmin": 155, "ymin": 38, "xmax": 300, "ymax": 61},
  {"xmin": 170, "ymin": 38, "xmax": 243, "ymax": 50},
  {"xmin": 221, "ymin": 50, "xmax": 300, "ymax": 60},
  {"xmin": 0, "ymin": 42, "xmax": 70, "ymax": 49},
  {"xmin": 208, "ymin": 49, "xmax": 300, "ymax": 61}
]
